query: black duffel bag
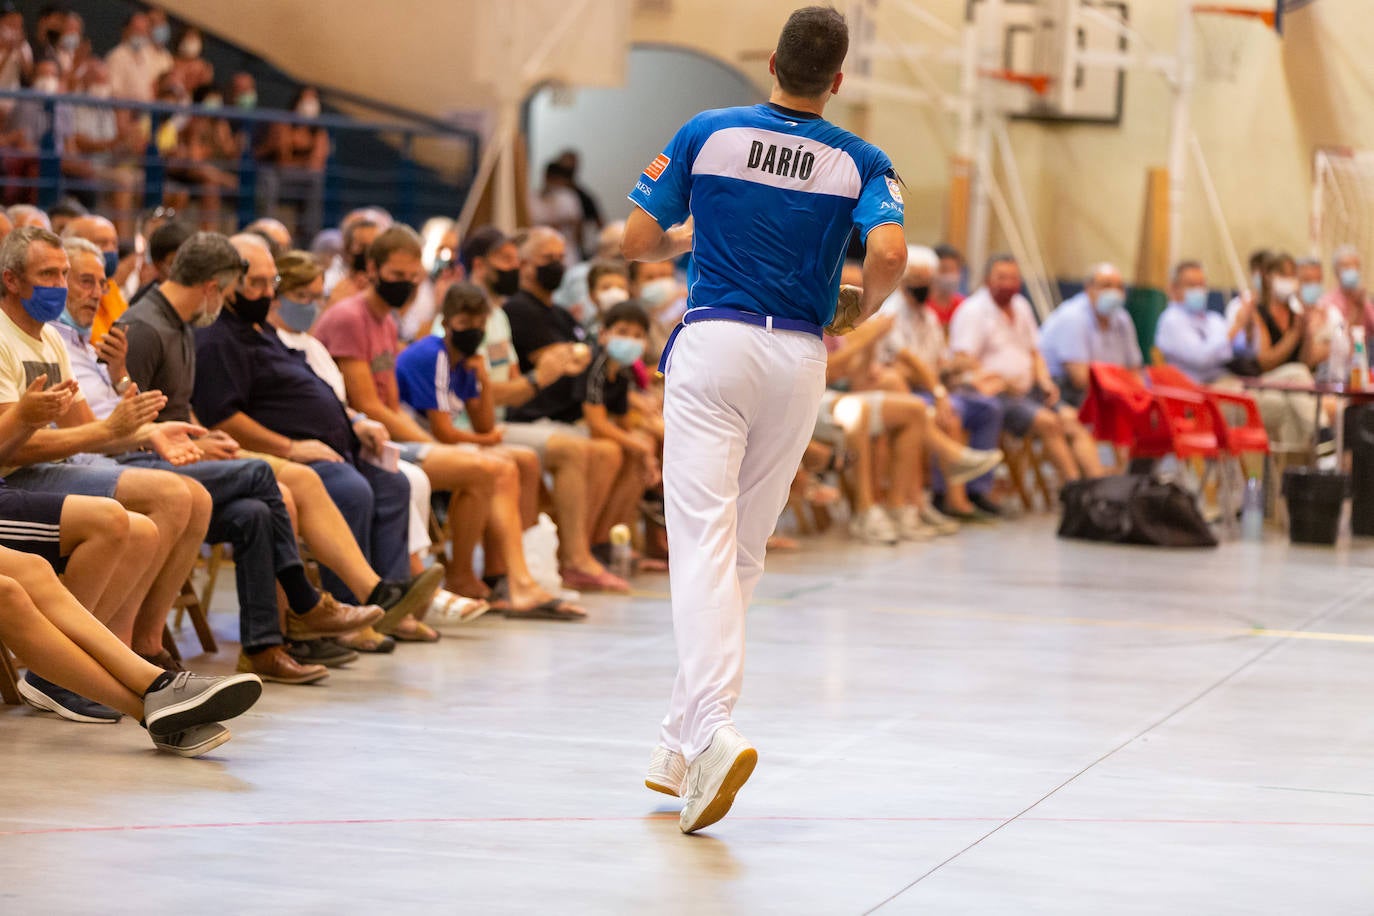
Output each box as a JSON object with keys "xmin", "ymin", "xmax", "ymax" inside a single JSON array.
[{"xmin": 1058, "ymin": 474, "xmax": 1218, "ymax": 548}]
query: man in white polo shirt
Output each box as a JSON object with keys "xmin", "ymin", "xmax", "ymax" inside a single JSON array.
[{"xmin": 949, "ymin": 254, "xmax": 1103, "ymax": 483}]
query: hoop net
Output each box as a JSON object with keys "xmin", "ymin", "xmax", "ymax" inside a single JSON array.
[
  {"xmin": 1312, "ymin": 148, "xmax": 1374, "ymax": 280},
  {"xmin": 1193, "ymin": 5, "xmax": 1279, "ymax": 83}
]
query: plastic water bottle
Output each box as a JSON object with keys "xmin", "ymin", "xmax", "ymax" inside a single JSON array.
[
  {"xmin": 1352, "ymin": 326, "xmax": 1369, "ymax": 391},
  {"xmin": 1241, "ymin": 477, "xmax": 1264, "ymax": 542},
  {"xmin": 1328, "ymin": 320, "xmax": 1351, "ymax": 387},
  {"xmin": 609, "ymin": 524, "xmax": 634, "ymax": 580}
]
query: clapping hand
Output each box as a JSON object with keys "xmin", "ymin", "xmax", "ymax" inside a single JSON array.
[
  {"xmin": 104, "ymin": 383, "xmax": 166, "ymax": 438},
  {"xmin": 16, "ymin": 375, "xmax": 78, "ymax": 428},
  {"xmin": 149, "ymin": 421, "xmax": 207, "ymax": 466}
]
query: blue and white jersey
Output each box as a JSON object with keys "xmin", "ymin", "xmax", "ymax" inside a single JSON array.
[{"xmin": 627, "ymin": 102, "xmax": 903, "ymax": 327}]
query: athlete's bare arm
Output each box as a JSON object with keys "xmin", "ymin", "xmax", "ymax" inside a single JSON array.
[
  {"xmin": 622, "ymin": 208, "xmax": 693, "ymax": 263},
  {"xmin": 856, "ymin": 223, "xmax": 907, "ymax": 325}
]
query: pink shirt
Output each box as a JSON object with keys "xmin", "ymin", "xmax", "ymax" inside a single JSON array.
[{"xmin": 314, "ymin": 292, "xmax": 401, "ymax": 410}]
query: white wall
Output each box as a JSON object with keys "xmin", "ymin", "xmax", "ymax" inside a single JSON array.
[{"xmin": 526, "ymin": 46, "xmax": 762, "ymax": 223}]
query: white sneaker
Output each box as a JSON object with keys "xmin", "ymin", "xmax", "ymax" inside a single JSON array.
[
  {"xmin": 849, "ymin": 505, "xmax": 898, "ymax": 545},
  {"xmin": 946, "ymin": 447, "xmax": 1005, "ymax": 487},
  {"xmin": 893, "ymin": 506, "xmax": 936, "ymax": 542},
  {"xmin": 918, "ymin": 500, "xmax": 960, "ymax": 536},
  {"xmin": 679, "ymin": 726, "xmax": 758, "ymax": 834},
  {"xmin": 645, "ymin": 744, "xmax": 687, "ymax": 797}
]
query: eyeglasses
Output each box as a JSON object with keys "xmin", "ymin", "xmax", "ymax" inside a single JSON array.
[{"xmin": 242, "ymin": 273, "xmax": 280, "ymax": 294}]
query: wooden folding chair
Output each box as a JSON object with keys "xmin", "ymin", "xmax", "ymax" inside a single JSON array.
[
  {"xmin": 0, "ymin": 636, "xmax": 20, "ymax": 705},
  {"xmin": 170, "ymin": 544, "xmax": 225, "ymax": 654},
  {"xmin": 1000, "ymin": 433, "xmax": 1055, "ymax": 512}
]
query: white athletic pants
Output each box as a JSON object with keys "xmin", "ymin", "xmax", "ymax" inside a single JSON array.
[{"xmin": 658, "ymin": 319, "xmax": 827, "ymax": 762}]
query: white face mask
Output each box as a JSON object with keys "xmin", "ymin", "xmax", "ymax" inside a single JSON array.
[
  {"xmin": 639, "ymin": 277, "xmax": 677, "ymax": 308},
  {"xmin": 33, "ymin": 75, "xmax": 60, "ymax": 94},
  {"xmin": 1271, "ymin": 277, "xmax": 1298, "ymax": 300},
  {"xmin": 297, "ymin": 97, "xmax": 321, "ymax": 119},
  {"xmin": 593, "ymin": 287, "xmax": 629, "ymax": 312},
  {"xmin": 180, "ymin": 36, "xmax": 202, "ymax": 58}
]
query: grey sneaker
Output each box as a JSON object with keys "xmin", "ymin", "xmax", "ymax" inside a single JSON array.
[
  {"xmin": 645, "ymin": 744, "xmax": 688, "ymax": 797},
  {"xmin": 679, "ymin": 726, "xmax": 757, "ymax": 834},
  {"xmin": 946, "ymin": 447, "xmax": 1004, "ymax": 487},
  {"xmin": 917, "ymin": 500, "xmax": 960, "ymax": 536},
  {"xmin": 153, "ymin": 723, "xmax": 231, "ymax": 758},
  {"xmin": 143, "ymin": 672, "xmax": 263, "ymax": 738}
]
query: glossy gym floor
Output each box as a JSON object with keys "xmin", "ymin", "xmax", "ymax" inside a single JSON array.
[{"xmin": 3, "ymin": 517, "xmax": 1373, "ymax": 914}]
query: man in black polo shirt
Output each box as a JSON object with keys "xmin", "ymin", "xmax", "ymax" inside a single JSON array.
[
  {"xmin": 503, "ymin": 226, "xmax": 630, "ymax": 593},
  {"xmin": 193, "ymin": 234, "xmax": 431, "ymax": 619},
  {"xmin": 118, "ymin": 231, "xmax": 384, "ymax": 685}
]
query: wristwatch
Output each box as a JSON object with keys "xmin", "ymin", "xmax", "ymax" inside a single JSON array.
[
  {"xmin": 524, "ymin": 369, "xmax": 541, "ymax": 393},
  {"xmin": 932, "ymin": 384, "xmax": 949, "ymax": 400},
  {"xmin": 113, "ymin": 375, "xmax": 132, "ymax": 395}
]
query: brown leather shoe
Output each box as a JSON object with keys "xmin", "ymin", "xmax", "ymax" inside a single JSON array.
[
  {"xmin": 285, "ymin": 593, "xmax": 384, "ymax": 640},
  {"xmin": 238, "ymin": 646, "xmax": 329, "ymax": 685}
]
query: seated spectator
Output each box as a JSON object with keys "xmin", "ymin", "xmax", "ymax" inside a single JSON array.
[
  {"xmin": 0, "ymin": 545, "xmax": 262, "ymax": 756},
  {"xmin": 1, "ymin": 61, "xmax": 60, "ymax": 204},
  {"xmin": 1038, "ymin": 262, "xmax": 1142, "ymax": 407},
  {"xmin": 256, "ymin": 87, "xmax": 329, "ymax": 240},
  {"xmin": 0, "ymin": 230, "xmax": 216, "ymax": 673},
  {"xmin": 1156, "ymin": 260, "xmax": 1237, "ymax": 384},
  {"xmin": 327, "ymin": 210, "xmax": 384, "ymax": 306},
  {"xmin": 193, "ymin": 233, "xmax": 443, "ymax": 640},
  {"xmin": 1295, "ymin": 256, "xmax": 1325, "ymax": 311},
  {"xmin": 51, "ymin": 11, "xmax": 91, "ymax": 91},
  {"xmin": 164, "ymin": 83, "xmax": 239, "ymax": 230},
  {"xmin": 169, "ymin": 27, "xmax": 213, "ymax": 95},
  {"xmin": 229, "ymin": 71, "xmax": 257, "ymax": 111},
  {"xmin": 117, "ymin": 230, "xmax": 385, "ymax": 682},
  {"xmin": 573, "ymin": 300, "xmax": 661, "ymax": 552},
  {"xmin": 269, "ymin": 249, "xmax": 481, "ymax": 625},
  {"xmin": 130, "ymin": 218, "xmax": 193, "ymax": 304},
  {"xmin": 147, "ymin": 8, "xmax": 173, "ymax": 53},
  {"xmin": 1225, "ymin": 248, "xmax": 1272, "ymax": 328},
  {"xmin": 527, "ymin": 162, "xmax": 582, "ymax": 253},
  {"xmin": 554, "ymin": 148, "xmax": 603, "ymax": 258},
  {"xmin": 580, "ymin": 260, "xmax": 630, "ymax": 331},
  {"xmin": 315, "ymin": 224, "xmax": 589, "ymax": 616},
  {"xmin": 47, "ymin": 198, "xmax": 86, "ymax": 237},
  {"xmin": 105, "ymin": 11, "xmax": 171, "ymax": 102},
  {"xmin": 246, "ymin": 216, "xmax": 292, "ymax": 256},
  {"xmin": 0, "ymin": 8, "xmax": 34, "ymax": 121},
  {"xmin": 62, "ymin": 215, "xmax": 128, "ymax": 341},
  {"xmin": 502, "ymin": 227, "xmax": 632, "ymax": 590},
  {"xmin": 7, "ymin": 204, "xmax": 50, "ymax": 230},
  {"xmin": 949, "ymin": 253, "xmax": 1104, "ymax": 483},
  {"xmin": 1309, "ymin": 245, "xmax": 1374, "ymax": 383},
  {"xmin": 876, "ymin": 246, "xmax": 1006, "ymax": 518},
  {"xmin": 930, "ymin": 243, "xmax": 966, "ymax": 328},
  {"xmin": 31, "ymin": 4, "xmax": 67, "ymax": 67}
]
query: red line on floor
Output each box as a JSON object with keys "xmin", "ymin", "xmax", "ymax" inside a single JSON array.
[{"xmin": 4, "ymin": 814, "xmax": 1374, "ymax": 837}]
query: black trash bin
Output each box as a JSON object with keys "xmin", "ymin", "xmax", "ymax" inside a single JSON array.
[
  {"xmin": 1282, "ymin": 468, "xmax": 1348, "ymax": 545},
  {"xmin": 1348, "ymin": 406, "xmax": 1374, "ymax": 535}
]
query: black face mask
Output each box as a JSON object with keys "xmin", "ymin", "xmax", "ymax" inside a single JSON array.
[
  {"xmin": 374, "ymin": 278, "xmax": 415, "ymax": 309},
  {"xmin": 906, "ymin": 285, "xmax": 931, "ymax": 304},
  {"xmin": 45, "ymin": 28, "xmax": 61, "ymax": 46},
  {"xmin": 232, "ymin": 292, "xmax": 273, "ymax": 325},
  {"xmin": 449, "ymin": 327, "xmax": 484, "ymax": 358},
  {"xmin": 490, "ymin": 267, "xmax": 520, "ymax": 297},
  {"xmin": 351, "ymin": 250, "xmax": 368, "ymax": 273},
  {"xmin": 534, "ymin": 261, "xmax": 566, "ymax": 293}
]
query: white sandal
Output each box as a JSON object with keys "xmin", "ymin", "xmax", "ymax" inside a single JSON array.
[{"xmin": 427, "ymin": 589, "xmax": 492, "ymax": 625}]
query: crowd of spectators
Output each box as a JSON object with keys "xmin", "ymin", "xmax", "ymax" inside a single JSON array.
[{"xmin": 0, "ymin": 4, "xmax": 329, "ymax": 238}]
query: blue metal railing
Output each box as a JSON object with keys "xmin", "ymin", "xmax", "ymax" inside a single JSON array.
[{"xmin": 0, "ymin": 88, "xmax": 479, "ymax": 236}]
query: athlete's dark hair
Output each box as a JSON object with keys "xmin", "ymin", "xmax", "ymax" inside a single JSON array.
[{"xmin": 774, "ymin": 6, "xmax": 848, "ymax": 98}]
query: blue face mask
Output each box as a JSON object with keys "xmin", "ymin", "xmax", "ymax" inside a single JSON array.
[
  {"xmin": 1250, "ymin": 271, "xmax": 1263, "ymax": 293},
  {"xmin": 102, "ymin": 250, "xmax": 119, "ymax": 280},
  {"xmin": 1341, "ymin": 268, "xmax": 1361, "ymax": 291},
  {"xmin": 151, "ymin": 23, "xmax": 171, "ymax": 47},
  {"xmin": 56, "ymin": 307, "xmax": 88, "ymax": 337},
  {"xmin": 1094, "ymin": 289, "xmax": 1125, "ymax": 317},
  {"xmin": 276, "ymin": 297, "xmax": 319, "ymax": 334},
  {"xmin": 21, "ymin": 284, "xmax": 68, "ymax": 323},
  {"xmin": 605, "ymin": 335, "xmax": 646, "ymax": 365},
  {"xmin": 1183, "ymin": 288, "xmax": 1209, "ymax": 314},
  {"xmin": 1300, "ymin": 282, "xmax": 1324, "ymax": 306}
]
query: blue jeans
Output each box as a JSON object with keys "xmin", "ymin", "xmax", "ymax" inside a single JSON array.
[
  {"xmin": 926, "ymin": 391, "xmax": 1004, "ymax": 497},
  {"xmin": 118, "ymin": 454, "xmax": 302, "ymax": 653},
  {"xmin": 309, "ymin": 459, "xmax": 411, "ymax": 601}
]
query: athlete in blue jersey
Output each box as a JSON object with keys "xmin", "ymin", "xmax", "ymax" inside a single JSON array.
[{"xmin": 622, "ymin": 6, "xmax": 908, "ymax": 834}]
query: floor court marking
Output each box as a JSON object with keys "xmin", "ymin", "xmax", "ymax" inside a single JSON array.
[
  {"xmin": 5, "ymin": 814, "xmax": 1374, "ymax": 838},
  {"xmin": 864, "ymin": 581, "xmax": 1374, "ymax": 913}
]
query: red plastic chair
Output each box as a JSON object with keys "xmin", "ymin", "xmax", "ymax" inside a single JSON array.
[
  {"xmin": 1146, "ymin": 365, "xmax": 1270, "ymax": 459},
  {"xmin": 1081, "ymin": 364, "xmax": 1173, "ymax": 459}
]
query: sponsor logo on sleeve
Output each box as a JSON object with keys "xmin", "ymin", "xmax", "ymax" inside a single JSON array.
[
  {"xmin": 886, "ymin": 176, "xmax": 903, "ymax": 205},
  {"xmin": 644, "ymin": 153, "xmax": 671, "ymax": 181}
]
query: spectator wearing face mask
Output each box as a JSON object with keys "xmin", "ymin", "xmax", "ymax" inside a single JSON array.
[
  {"xmin": 63, "ymin": 215, "xmax": 129, "ymax": 343},
  {"xmin": 131, "ymin": 219, "xmax": 193, "ymax": 305},
  {"xmin": 257, "ymin": 87, "xmax": 329, "ymax": 241},
  {"xmin": 169, "ymin": 26, "xmax": 213, "ymax": 94},
  {"xmin": 327, "ymin": 212, "xmax": 384, "ymax": 306},
  {"xmin": 1038, "ymin": 262, "xmax": 1142, "ymax": 408},
  {"xmin": 580, "ymin": 260, "xmax": 630, "ymax": 331},
  {"xmin": 106, "ymin": 12, "xmax": 172, "ymax": 102},
  {"xmin": 57, "ymin": 62, "xmax": 141, "ymax": 238},
  {"xmin": 51, "ymin": 12, "xmax": 89, "ymax": 90},
  {"xmin": 930, "ymin": 243, "xmax": 966, "ymax": 328},
  {"xmin": 1156, "ymin": 260, "xmax": 1235, "ymax": 384}
]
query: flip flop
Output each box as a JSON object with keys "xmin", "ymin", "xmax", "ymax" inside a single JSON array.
[{"xmin": 503, "ymin": 598, "xmax": 587, "ymax": 621}]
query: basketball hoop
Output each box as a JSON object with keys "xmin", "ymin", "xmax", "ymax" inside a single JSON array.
[
  {"xmin": 981, "ymin": 69, "xmax": 1052, "ymax": 97},
  {"xmin": 1193, "ymin": 4, "xmax": 1282, "ymax": 84}
]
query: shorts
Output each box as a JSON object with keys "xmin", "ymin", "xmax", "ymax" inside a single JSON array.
[
  {"xmin": 3, "ymin": 458, "xmax": 124, "ymax": 499},
  {"xmin": 0, "ymin": 486, "xmax": 68, "ymax": 571},
  {"xmin": 237, "ymin": 449, "xmax": 289, "ymax": 472},
  {"xmin": 817, "ymin": 389, "xmax": 887, "ymax": 438},
  {"xmin": 999, "ymin": 390, "xmax": 1051, "ymax": 437},
  {"xmin": 396, "ymin": 441, "xmax": 435, "ymax": 465},
  {"xmin": 501, "ymin": 420, "xmax": 587, "ymax": 462}
]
